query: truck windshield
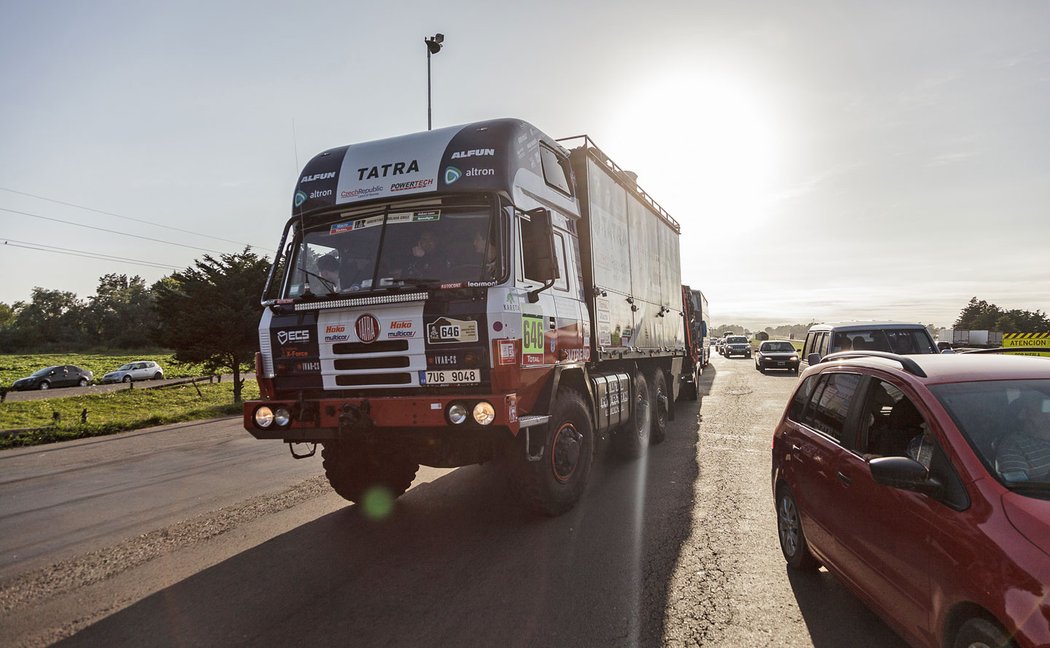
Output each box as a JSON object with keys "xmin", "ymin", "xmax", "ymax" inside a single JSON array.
[{"xmin": 282, "ymin": 200, "xmax": 502, "ymax": 298}]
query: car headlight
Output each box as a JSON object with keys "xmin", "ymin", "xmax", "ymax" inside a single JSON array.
[
  {"xmin": 274, "ymin": 407, "xmax": 292, "ymax": 427},
  {"xmin": 448, "ymin": 403, "xmax": 468, "ymax": 425},
  {"xmin": 254, "ymin": 406, "xmax": 275, "ymax": 428},
  {"xmin": 473, "ymin": 401, "xmax": 495, "ymax": 426}
]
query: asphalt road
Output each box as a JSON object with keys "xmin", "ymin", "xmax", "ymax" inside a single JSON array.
[{"xmin": 0, "ymin": 354, "xmax": 910, "ymax": 647}]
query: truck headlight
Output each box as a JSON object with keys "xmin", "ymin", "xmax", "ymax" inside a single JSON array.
[
  {"xmin": 448, "ymin": 403, "xmax": 468, "ymax": 425},
  {"xmin": 254, "ymin": 406, "xmax": 275, "ymax": 428},
  {"xmin": 274, "ymin": 407, "xmax": 292, "ymax": 427},
  {"xmin": 473, "ymin": 401, "xmax": 495, "ymax": 426}
]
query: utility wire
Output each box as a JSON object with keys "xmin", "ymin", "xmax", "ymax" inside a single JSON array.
[
  {"xmin": 0, "ymin": 186, "xmax": 271, "ymax": 251},
  {"xmin": 0, "ymin": 206, "xmax": 234, "ymax": 254},
  {"xmin": 2, "ymin": 239, "xmax": 184, "ymax": 270}
]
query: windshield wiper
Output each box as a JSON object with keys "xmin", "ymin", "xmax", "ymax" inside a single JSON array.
[
  {"xmin": 1004, "ymin": 481, "xmax": 1050, "ymax": 496},
  {"xmin": 297, "ymin": 266, "xmax": 338, "ymax": 295}
]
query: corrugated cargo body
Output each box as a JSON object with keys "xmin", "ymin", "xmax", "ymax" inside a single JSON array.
[{"xmin": 245, "ymin": 118, "xmax": 687, "ymax": 517}]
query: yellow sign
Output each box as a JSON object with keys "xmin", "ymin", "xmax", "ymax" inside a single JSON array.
[{"xmin": 1002, "ymin": 332, "xmax": 1050, "ymax": 357}]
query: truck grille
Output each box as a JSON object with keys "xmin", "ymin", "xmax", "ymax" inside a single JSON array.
[{"xmin": 329, "ymin": 338, "xmax": 418, "ymax": 389}]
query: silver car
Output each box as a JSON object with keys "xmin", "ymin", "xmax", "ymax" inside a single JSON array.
[{"xmin": 100, "ymin": 360, "xmax": 164, "ymax": 384}]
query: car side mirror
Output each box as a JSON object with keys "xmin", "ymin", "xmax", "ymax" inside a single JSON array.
[
  {"xmin": 807, "ymin": 353, "xmax": 821, "ymax": 366},
  {"xmin": 870, "ymin": 456, "xmax": 943, "ymax": 497}
]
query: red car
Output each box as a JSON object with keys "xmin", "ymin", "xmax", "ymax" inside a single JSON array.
[{"xmin": 772, "ymin": 350, "xmax": 1050, "ymax": 648}]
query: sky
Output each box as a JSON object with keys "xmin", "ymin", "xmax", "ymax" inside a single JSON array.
[{"xmin": 2, "ymin": 0, "xmax": 1049, "ymax": 331}]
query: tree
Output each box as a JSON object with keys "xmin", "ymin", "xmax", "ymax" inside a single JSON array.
[
  {"xmin": 7, "ymin": 288, "xmax": 89, "ymax": 351},
  {"xmin": 153, "ymin": 248, "xmax": 269, "ymax": 402},
  {"xmin": 955, "ymin": 297, "xmax": 1050, "ymax": 332},
  {"xmin": 88, "ymin": 274, "xmax": 156, "ymax": 348}
]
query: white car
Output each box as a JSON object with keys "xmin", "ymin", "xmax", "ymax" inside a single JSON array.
[{"xmin": 101, "ymin": 360, "xmax": 164, "ymax": 384}]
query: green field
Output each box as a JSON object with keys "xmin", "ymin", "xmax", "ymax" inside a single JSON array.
[
  {"xmin": 0, "ymin": 380, "xmax": 259, "ymax": 449},
  {"xmin": 0, "ymin": 352, "xmax": 208, "ymax": 388}
]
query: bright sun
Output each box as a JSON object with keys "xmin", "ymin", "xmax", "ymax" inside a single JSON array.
[{"xmin": 605, "ymin": 71, "xmax": 781, "ymax": 229}]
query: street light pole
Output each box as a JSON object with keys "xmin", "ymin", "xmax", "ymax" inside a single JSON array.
[{"xmin": 425, "ymin": 33, "xmax": 444, "ymax": 130}]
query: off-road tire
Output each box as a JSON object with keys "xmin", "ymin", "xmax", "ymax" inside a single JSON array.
[
  {"xmin": 649, "ymin": 369, "xmax": 669, "ymax": 445},
  {"xmin": 952, "ymin": 618, "xmax": 1016, "ymax": 648},
  {"xmin": 613, "ymin": 371, "xmax": 651, "ymax": 459},
  {"xmin": 776, "ymin": 484, "xmax": 820, "ymax": 571},
  {"xmin": 680, "ymin": 375, "xmax": 698, "ymax": 402},
  {"xmin": 321, "ymin": 441, "xmax": 419, "ymax": 504},
  {"xmin": 505, "ymin": 388, "xmax": 594, "ymax": 516}
]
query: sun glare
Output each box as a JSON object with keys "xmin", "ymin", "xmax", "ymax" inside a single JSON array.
[{"xmin": 606, "ymin": 72, "xmax": 781, "ymax": 228}]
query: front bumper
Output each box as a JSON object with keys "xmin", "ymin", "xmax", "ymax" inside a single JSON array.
[
  {"xmin": 758, "ymin": 356, "xmax": 799, "ymax": 370},
  {"xmin": 244, "ymin": 392, "xmax": 522, "ymax": 441},
  {"xmin": 726, "ymin": 346, "xmax": 751, "ymax": 356}
]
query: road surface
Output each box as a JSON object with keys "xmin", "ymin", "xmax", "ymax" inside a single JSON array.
[{"xmin": 0, "ymin": 354, "xmax": 908, "ymax": 647}]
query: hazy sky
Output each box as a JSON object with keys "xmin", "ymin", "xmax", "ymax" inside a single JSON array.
[{"xmin": 2, "ymin": 0, "xmax": 1048, "ymax": 330}]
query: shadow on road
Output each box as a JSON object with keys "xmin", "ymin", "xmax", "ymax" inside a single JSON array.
[
  {"xmin": 786, "ymin": 568, "xmax": 909, "ymax": 648},
  {"xmin": 58, "ymin": 400, "xmax": 702, "ymax": 648}
]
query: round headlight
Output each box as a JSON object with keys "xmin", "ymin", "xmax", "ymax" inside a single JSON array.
[
  {"xmin": 274, "ymin": 407, "xmax": 292, "ymax": 427},
  {"xmin": 473, "ymin": 401, "xmax": 495, "ymax": 426},
  {"xmin": 254, "ymin": 406, "xmax": 274, "ymax": 428},
  {"xmin": 448, "ymin": 403, "xmax": 468, "ymax": 425}
]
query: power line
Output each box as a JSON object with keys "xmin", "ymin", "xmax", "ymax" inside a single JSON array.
[
  {"xmin": 0, "ymin": 206, "xmax": 234, "ymax": 254},
  {"xmin": 2, "ymin": 238, "xmax": 184, "ymax": 270},
  {"xmin": 0, "ymin": 186, "xmax": 271, "ymax": 250}
]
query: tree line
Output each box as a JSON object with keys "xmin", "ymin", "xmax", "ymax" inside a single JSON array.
[{"xmin": 0, "ymin": 249, "xmax": 269, "ymax": 401}]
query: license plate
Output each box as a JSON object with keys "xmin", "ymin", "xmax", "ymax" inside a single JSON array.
[
  {"xmin": 424, "ymin": 369, "xmax": 480, "ymax": 385},
  {"xmin": 776, "ymin": 361, "xmax": 786, "ymax": 366}
]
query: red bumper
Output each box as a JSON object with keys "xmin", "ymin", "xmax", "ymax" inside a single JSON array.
[{"xmin": 244, "ymin": 393, "xmax": 521, "ymax": 439}]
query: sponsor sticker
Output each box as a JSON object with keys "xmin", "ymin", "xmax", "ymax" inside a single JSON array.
[
  {"xmin": 445, "ymin": 166, "xmax": 462, "ymax": 184},
  {"xmin": 390, "ymin": 178, "xmax": 435, "ymax": 192},
  {"xmin": 451, "ymin": 148, "xmax": 495, "ymax": 159},
  {"xmin": 427, "ymin": 317, "xmax": 479, "ymax": 344},
  {"xmin": 330, "ymin": 221, "xmax": 354, "ymax": 235},
  {"xmin": 301, "ymin": 171, "xmax": 337, "ymax": 183},
  {"xmin": 295, "ymin": 361, "xmax": 321, "ymax": 372},
  {"xmin": 276, "ymin": 329, "xmax": 310, "ymax": 345},
  {"xmin": 356, "ymin": 160, "xmax": 420, "ymax": 180},
  {"xmin": 413, "ymin": 210, "xmax": 441, "ymax": 222},
  {"xmin": 499, "ymin": 340, "xmax": 516, "ymax": 365},
  {"xmin": 294, "ymin": 191, "xmax": 307, "ymax": 207},
  {"xmin": 340, "ymin": 186, "xmax": 384, "ymax": 200}
]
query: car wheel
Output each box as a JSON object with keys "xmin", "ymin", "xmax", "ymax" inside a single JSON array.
[
  {"xmin": 39, "ymin": 381, "xmax": 50, "ymax": 390},
  {"xmin": 153, "ymin": 372, "xmax": 163, "ymax": 380},
  {"xmin": 78, "ymin": 378, "xmax": 88, "ymax": 387},
  {"xmin": 776, "ymin": 484, "xmax": 820, "ymax": 571},
  {"xmin": 122, "ymin": 375, "xmax": 132, "ymax": 383},
  {"xmin": 952, "ymin": 617, "xmax": 1017, "ymax": 648}
]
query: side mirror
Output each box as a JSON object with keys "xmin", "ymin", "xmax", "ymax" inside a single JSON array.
[
  {"xmin": 521, "ymin": 207, "xmax": 559, "ymax": 302},
  {"xmin": 870, "ymin": 456, "xmax": 943, "ymax": 497},
  {"xmin": 807, "ymin": 353, "xmax": 821, "ymax": 366}
]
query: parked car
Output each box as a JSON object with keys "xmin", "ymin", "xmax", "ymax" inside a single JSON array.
[
  {"xmin": 754, "ymin": 340, "xmax": 799, "ymax": 373},
  {"xmin": 10, "ymin": 365, "xmax": 94, "ymax": 391},
  {"xmin": 723, "ymin": 335, "xmax": 752, "ymax": 358},
  {"xmin": 799, "ymin": 321, "xmax": 938, "ymax": 373},
  {"xmin": 772, "ymin": 351, "xmax": 1050, "ymax": 648},
  {"xmin": 100, "ymin": 360, "xmax": 164, "ymax": 384}
]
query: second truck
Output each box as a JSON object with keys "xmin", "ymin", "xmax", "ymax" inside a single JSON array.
[{"xmin": 244, "ymin": 118, "xmax": 685, "ymax": 515}]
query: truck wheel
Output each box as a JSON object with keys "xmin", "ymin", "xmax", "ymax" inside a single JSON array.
[
  {"xmin": 613, "ymin": 371, "xmax": 651, "ymax": 459},
  {"xmin": 681, "ymin": 367, "xmax": 699, "ymax": 401},
  {"xmin": 321, "ymin": 441, "xmax": 419, "ymax": 505},
  {"xmin": 506, "ymin": 388, "xmax": 594, "ymax": 516},
  {"xmin": 649, "ymin": 369, "xmax": 668, "ymax": 445}
]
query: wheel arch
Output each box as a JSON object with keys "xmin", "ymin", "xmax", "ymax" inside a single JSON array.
[{"xmin": 941, "ymin": 601, "xmax": 1011, "ymax": 648}]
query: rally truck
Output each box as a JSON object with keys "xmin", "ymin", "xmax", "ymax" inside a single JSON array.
[
  {"xmin": 245, "ymin": 118, "xmax": 684, "ymax": 516},
  {"xmin": 679, "ymin": 285, "xmax": 709, "ymax": 400}
]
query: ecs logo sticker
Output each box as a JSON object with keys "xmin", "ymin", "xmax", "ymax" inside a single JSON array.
[
  {"xmin": 276, "ymin": 329, "xmax": 310, "ymax": 345},
  {"xmin": 444, "ymin": 166, "xmax": 462, "ymax": 184}
]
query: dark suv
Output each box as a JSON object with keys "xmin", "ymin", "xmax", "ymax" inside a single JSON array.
[
  {"xmin": 723, "ymin": 335, "xmax": 752, "ymax": 358},
  {"xmin": 772, "ymin": 351, "xmax": 1050, "ymax": 648}
]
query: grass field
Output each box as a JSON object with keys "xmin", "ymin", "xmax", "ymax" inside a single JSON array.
[
  {"xmin": 0, "ymin": 380, "xmax": 259, "ymax": 449},
  {"xmin": 0, "ymin": 352, "xmax": 209, "ymax": 388}
]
